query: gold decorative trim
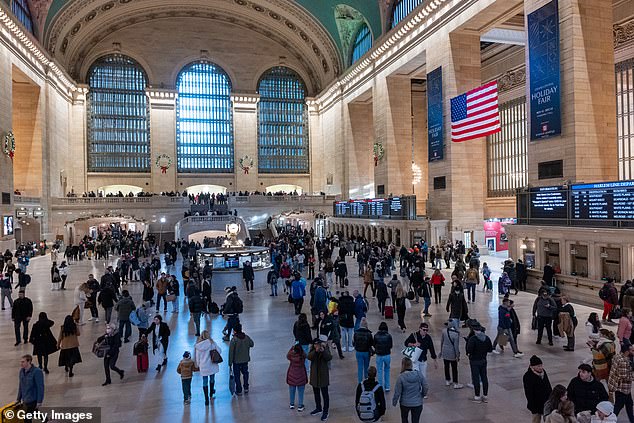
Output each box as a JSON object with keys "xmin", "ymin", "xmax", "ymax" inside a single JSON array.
[
  {"xmin": 614, "ymin": 19, "xmax": 634, "ymax": 49},
  {"xmin": 497, "ymin": 66, "xmax": 526, "ymax": 93}
]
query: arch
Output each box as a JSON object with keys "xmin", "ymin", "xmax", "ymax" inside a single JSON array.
[
  {"xmin": 389, "ymin": 0, "xmax": 424, "ymax": 29},
  {"xmin": 185, "ymin": 184, "xmax": 228, "ymax": 195},
  {"xmin": 80, "ymin": 48, "xmax": 156, "ymax": 85},
  {"xmin": 97, "ymin": 185, "xmax": 143, "ymax": 196},
  {"xmin": 350, "ymin": 22, "xmax": 373, "ymax": 65},
  {"xmin": 86, "ymin": 54, "xmax": 150, "ymax": 173},
  {"xmin": 257, "ymin": 66, "xmax": 309, "ymax": 174},
  {"xmin": 170, "ymin": 55, "xmax": 238, "ymax": 91},
  {"xmin": 176, "ymin": 61, "xmax": 234, "ymax": 174},
  {"xmin": 265, "ymin": 184, "xmax": 304, "ymax": 195}
]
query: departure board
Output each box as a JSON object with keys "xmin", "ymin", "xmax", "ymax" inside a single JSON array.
[
  {"xmin": 334, "ymin": 201, "xmax": 350, "ymax": 217},
  {"xmin": 529, "ymin": 186, "xmax": 568, "ymax": 220},
  {"xmin": 332, "ymin": 196, "xmax": 416, "ymax": 220},
  {"xmin": 572, "ymin": 181, "xmax": 634, "ymax": 220},
  {"xmin": 350, "ymin": 200, "xmax": 368, "ymax": 218}
]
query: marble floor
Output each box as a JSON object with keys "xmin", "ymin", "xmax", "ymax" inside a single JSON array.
[{"xmin": 0, "ymin": 250, "xmax": 623, "ymax": 422}]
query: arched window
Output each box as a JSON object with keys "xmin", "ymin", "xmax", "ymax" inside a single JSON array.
[
  {"xmin": 176, "ymin": 62, "xmax": 233, "ymax": 173},
  {"xmin": 257, "ymin": 67, "xmax": 309, "ymax": 174},
  {"xmin": 390, "ymin": 0, "xmax": 424, "ymax": 28},
  {"xmin": 11, "ymin": 0, "xmax": 34, "ymax": 35},
  {"xmin": 87, "ymin": 54, "xmax": 150, "ymax": 172},
  {"xmin": 351, "ymin": 23, "xmax": 372, "ymax": 65}
]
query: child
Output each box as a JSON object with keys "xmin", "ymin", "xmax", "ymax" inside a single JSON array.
[
  {"xmin": 133, "ymin": 334, "xmax": 149, "ymax": 373},
  {"xmin": 177, "ymin": 351, "xmax": 198, "ymax": 404}
]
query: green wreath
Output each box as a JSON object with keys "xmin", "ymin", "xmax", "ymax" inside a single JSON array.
[
  {"xmin": 239, "ymin": 155, "xmax": 254, "ymax": 174},
  {"xmin": 4, "ymin": 131, "xmax": 15, "ymax": 160},
  {"xmin": 373, "ymin": 142, "xmax": 385, "ymax": 166},
  {"xmin": 155, "ymin": 154, "xmax": 172, "ymax": 173}
]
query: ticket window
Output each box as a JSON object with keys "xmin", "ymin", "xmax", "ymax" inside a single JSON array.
[
  {"xmin": 544, "ymin": 241, "xmax": 561, "ymax": 273},
  {"xmin": 521, "ymin": 239, "xmax": 536, "ymax": 269},
  {"xmin": 601, "ymin": 247, "xmax": 621, "ymax": 282},
  {"xmin": 570, "ymin": 244, "xmax": 588, "ymax": 278}
]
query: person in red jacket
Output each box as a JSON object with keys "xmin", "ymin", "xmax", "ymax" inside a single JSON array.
[
  {"xmin": 430, "ymin": 269, "xmax": 445, "ymax": 304},
  {"xmin": 287, "ymin": 343, "xmax": 308, "ymax": 412}
]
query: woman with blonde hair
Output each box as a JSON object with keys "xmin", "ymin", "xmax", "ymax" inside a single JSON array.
[
  {"xmin": 193, "ymin": 329, "xmax": 222, "ymax": 405},
  {"xmin": 395, "ymin": 284, "xmax": 407, "ymax": 333},
  {"xmin": 392, "ymin": 357, "xmax": 428, "ymax": 423}
]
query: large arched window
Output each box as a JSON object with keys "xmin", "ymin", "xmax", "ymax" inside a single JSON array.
[
  {"xmin": 390, "ymin": 0, "xmax": 423, "ymax": 28},
  {"xmin": 257, "ymin": 67, "xmax": 309, "ymax": 174},
  {"xmin": 87, "ymin": 54, "xmax": 150, "ymax": 172},
  {"xmin": 176, "ymin": 62, "xmax": 234, "ymax": 173},
  {"xmin": 351, "ymin": 23, "xmax": 372, "ymax": 65},
  {"xmin": 11, "ymin": 0, "xmax": 34, "ymax": 35}
]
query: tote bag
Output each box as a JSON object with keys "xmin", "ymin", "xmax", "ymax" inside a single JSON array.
[{"xmin": 402, "ymin": 344, "xmax": 423, "ymax": 362}]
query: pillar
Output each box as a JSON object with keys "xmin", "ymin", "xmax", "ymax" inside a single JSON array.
[
  {"xmin": 232, "ymin": 94, "xmax": 260, "ymax": 193},
  {"xmin": 147, "ymin": 89, "xmax": 177, "ymax": 193},
  {"xmin": 69, "ymin": 86, "xmax": 88, "ymax": 194}
]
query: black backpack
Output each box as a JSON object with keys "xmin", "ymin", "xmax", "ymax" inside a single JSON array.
[
  {"xmin": 599, "ymin": 285, "xmax": 609, "ymax": 301},
  {"xmin": 234, "ymin": 296, "xmax": 244, "ymax": 314}
]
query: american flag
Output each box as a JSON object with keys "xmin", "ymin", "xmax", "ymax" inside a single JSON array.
[{"xmin": 450, "ymin": 81, "xmax": 501, "ymax": 142}]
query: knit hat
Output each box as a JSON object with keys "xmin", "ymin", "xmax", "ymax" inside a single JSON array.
[
  {"xmin": 224, "ymin": 286, "xmax": 232, "ymax": 293},
  {"xmin": 596, "ymin": 401, "xmax": 614, "ymax": 416},
  {"xmin": 529, "ymin": 355, "xmax": 543, "ymax": 366},
  {"xmin": 183, "ymin": 351, "xmax": 191, "ymax": 358},
  {"xmin": 622, "ymin": 338, "xmax": 633, "ymax": 353}
]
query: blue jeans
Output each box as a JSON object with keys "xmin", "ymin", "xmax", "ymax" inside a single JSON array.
[
  {"xmin": 356, "ymin": 351, "xmax": 370, "ymax": 383},
  {"xmin": 354, "ymin": 317, "xmax": 364, "ymax": 331},
  {"xmin": 341, "ymin": 327, "xmax": 354, "ymax": 350},
  {"xmin": 118, "ymin": 319, "xmax": 131, "ymax": 341},
  {"xmin": 301, "ymin": 344, "xmax": 310, "ymax": 373},
  {"xmin": 289, "ymin": 385, "xmax": 305, "ymax": 407},
  {"xmin": 376, "ymin": 354, "xmax": 391, "ymax": 391},
  {"xmin": 423, "ymin": 297, "xmax": 431, "ymax": 314},
  {"xmin": 181, "ymin": 378, "xmax": 192, "ymax": 400},
  {"xmin": 466, "ymin": 283, "xmax": 476, "ymax": 302},
  {"xmin": 202, "ymin": 374, "xmax": 215, "ymax": 387},
  {"xmin": 270, "ymin": 283, "xmax": 278, "ymax": 296},
  {"xmin": 233, "ymin": 362, "xmax": 249, "ymax": 393},
  {"xmin": 470, "ymin": 360, "xmax": 489, "ymax": 397}
]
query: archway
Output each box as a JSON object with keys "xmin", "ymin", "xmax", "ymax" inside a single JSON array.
[
  {"xmin": 97, "ymin": 185, "xmax": 143, "ymax": 196},
  {"xmin": 185, "ymin": 184, "xmax": 227, "ymax": 195},
  {"xmin": 266, "ymin": 184, "xmax": 303, "ymax": 194}
]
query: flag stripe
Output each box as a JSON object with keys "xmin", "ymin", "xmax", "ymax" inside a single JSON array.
[{"xmin": 451, "ymin": 81, "xmax": 500, "ymax": 143}]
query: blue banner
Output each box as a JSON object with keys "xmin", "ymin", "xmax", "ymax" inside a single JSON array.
[
  {"xmin": 528, "ymin": 0, "xmax": 561, "ymax": 140},
  {"xmin": 427, "ymin": 66, "xmax": 443, "ymax": 162}
]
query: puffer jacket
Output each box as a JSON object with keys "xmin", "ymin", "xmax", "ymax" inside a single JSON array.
[
  {"xmin": 338, "ymin": 295, "xmax": 355, "ymax": 328},
  {"xmin": 374, "ymin": 330, "xmax": 393, "ymax": 356},
  {"xmin": 392, "ymin": 370, "xmax": 428, "ymax": 407},
  {"xmin": 286, "ymin": 347, "xmax": 308, "ymax": 387},
  {"xmin": 567, "ymin": 374, "xmax": 609, "ymax": 415},
  {"xmin": 115, "ymin": 296, "xmax": 136, "ymax": 320},
  {"xmin": 353, "ymin": 328, "xmax": 374, "ymax": 352},
  {"xmin": 533, "ymin": 296, "xmax": 557, "ymax": 318}
]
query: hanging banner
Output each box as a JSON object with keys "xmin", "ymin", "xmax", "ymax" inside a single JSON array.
[
  {"xmin": 528, "ymin": 0, "xmax": 561, "ymax": 140},
  {"xmin": 427, "ymin": 66, "xmax": 443, "ymax": 162}
]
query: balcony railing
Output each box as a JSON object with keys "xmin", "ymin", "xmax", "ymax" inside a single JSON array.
[{"xmin": 51, "ymin": 196, "xmax": 189, "ymax": 206}]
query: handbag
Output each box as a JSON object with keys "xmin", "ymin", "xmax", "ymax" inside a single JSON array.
[
  {"xmin": 71, "ymin": 305, "xmax": 80, "ymax": 322},
  {"xmin": 402, "ymin": 344, "xmax": 423, "ymax": 362},
  {"xmin": 498, "ymin": 333, "xmax": 509, "ymax": 347},
  {"xmin": 166, "ymin": 294, "xmax": 176, "ymax": 302},
  {"xmin": 406, "ymin": 287, "xmax": 415, "ymax": 301},
  {"xmin": 210, "ymin": 348, "xmax": 223, "ymax": 364},
  {"xmin": 229, "ymin": 370, "xmax": 236, "ymax": 395},
  {"xmin": 92, "ymin": 339, "xmax": 109, "ymax": 358},
  {"xmin": 531, "ymin": 316, "xmax": 538, "ymax": 331}
]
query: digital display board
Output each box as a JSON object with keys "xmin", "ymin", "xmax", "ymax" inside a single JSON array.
[
  {"xmin": 332, "ymin": 196, "xmax": 416, "ymax": 220},
  {"xmin": 3, "ymin": 216, "xmax": 13, "ymax": 236},
  {"xmin": 529, "ymin": 186, "xmax": 567, "ymax": 220},
  {"xmin": 572, "ymin": 181, "xmax": 634, "ymax": 220}
]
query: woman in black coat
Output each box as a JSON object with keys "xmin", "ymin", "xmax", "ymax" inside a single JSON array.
[
  {"xmin": 29, "ymin": 312, "xmax": 58, "ymax": 373},
  {"xmin": 146, "ymin": 315, "xmax": 170, "ymax": 371}
]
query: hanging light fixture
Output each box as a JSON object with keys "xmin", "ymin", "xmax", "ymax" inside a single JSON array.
[{"xmin": 411, "ymin": 162, "xmax": 422, "ymax": 185}]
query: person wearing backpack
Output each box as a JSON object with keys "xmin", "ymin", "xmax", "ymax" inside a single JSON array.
[
  {"xmin": 222, "ymin": 287, "xmax": 242, "ymax": 341},
  {"xmin": 600, "ymin": 279, "xmax": 619, "ymax": 323},
  {"xmin": 355, "ymin": 366, "xmax": 386, "ymax": 422}
]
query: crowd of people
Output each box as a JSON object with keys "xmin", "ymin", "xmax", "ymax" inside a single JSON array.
[{"xmin": 4, "ymin": 225, "xmax": 633, "ymax": 423}]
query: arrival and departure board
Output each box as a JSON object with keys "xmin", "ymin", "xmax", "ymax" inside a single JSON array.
[
  {"xmin": 529, "ymin": 186, "xmax": 568, "ymax": 220},
  {"xmin": 572, "ymin": 181, "xmax": 634, "ymax": 220},
  {"xmin": 332, "ymin": 196, "xmax": 416, "ymax": 220}
]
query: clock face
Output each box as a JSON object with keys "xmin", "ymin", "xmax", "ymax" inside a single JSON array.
[{"xmin": 228, "ymin": 223, "xmax": 240, "ymax": 235}]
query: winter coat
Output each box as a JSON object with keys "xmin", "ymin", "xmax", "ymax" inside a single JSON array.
[
  {"xmin": 567, "ymin": 375, "xmax": 609, "ymax": 415},
  {"xmin": 523, "ymin": 368, "xmax": 552, "ymax": 414},
  {"xmin": 544, "ymin": 411, "xmax": 578, "ymax": 423},
  {"xmin": 446, "ymin": 291, "xmax": 468, "ymax": 321},
  {"xmin": 392, "ymin": 370, "xmax": 428, "ymax": 407},
  {"xmin": 193, "ymin": 338, "xmax": 222, "ymax": 377},
  {"xmin": 404, "ymin": 332, "xmax": 437, "ymax": 362},
  {"xmin": 98, "ymin": 288, "xmax": 116, "ymax": 308},
  {"xmin": 293, "ymin": 320, "xmax": 312, "ymax": 345},
  {"xmin": 177, "ymin": 358, "xmax": 197, "ymax": 379},
  {"xmin": 354, "ymin": 296, "xmax": 368, "ymax": 319},
  {"xmin": 73, "ymin": 286, "xmax": 87, "ymax": 306},
  {"xmin": 533, "ymin": 296, "xmax": 557, "ymax": 318},
  {"xmin": 12, "ymin": 297, "xmax": 33, "ymax": 321},
  {"xmin": 286, "ymin": 347, "xmax": 308, "ymax": 387},
  {"xmin": 338, "ymin": 295, "xmax": 355, "ymax": 328},
  {"xmin": 115, "ymin": 296, "xmax": 136, "ymax": 320},
  {"xmin": 498, "ymin": 305, "xmax": 513, "ymax": 329},
  {"xmin": 146, "ymin": 321, "xmax": 170, "ymax": 353},
  {"xmin": 440, "ymin": 325, "xmax": 461, "ymax": 361},
  {"xmin": 312, "ymin": 286, "xmax": 328, "ymax": 313},
  {"xmin": 617, "ymin": 316, "xmax": 632, "ymax": 341},
  {"xmin": 353, "ymin": 328, "xmax": 374, "ymax": 352},
  {"xmin": 97, "ymin": 332, "xmax": 122, "ymax": 357},
  {"xmin": 308, "ymin": 345, "xmax": 332, "ymax": 388},
  {"xmin": 229, "ymin": 333, "xmax": 254, "ymax": 365},
  {"xmin": 374, "ymin": 330, "xmax": 393, "ymax": 356},
  {"xmin": 329, "ymin": 315, "xmax": 342, "ymax": 343},
  {"xmin": 29, "ymin": 318, "xmax": 58, "ymax": 356},
  {"xmin": 188, "ymin": 294, "xmax": 205, "ymax": 314},
  {"xmin": 376, "ymin": 281, "xmax": 389, "ymax": 301}
]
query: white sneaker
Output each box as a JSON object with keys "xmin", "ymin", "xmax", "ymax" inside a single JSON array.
[
  {"xmin": 472, "ymin": 396, "xmax": 482, "ymax": 403},
  {"xmin": 453, "ymin": 384, "xmax": 464, "ymax": 389},
  {"xmin": 87, "ymin": 317, "xmax": 94, "ymax": 321},
  {"xmin": 95, "ymin": 318, "xmax": 100, "ymax": 323},
  {"xmin": 492, "ymin": 350, "xmax": 500, "ymax": 355},
  {"xmin": 514, "ymin": 352, "xmax": 524, "ymax": 358},
  {"xmin": 482, "ymin": 396, "xmax": 488, "ymax": 403},
  {"xmin": 467, "ymin": 383, "xmax": 474, "ymax": 389},
  {"xmin": 445, "ymin": 380, "xmax": 452, "ymax": 386}
]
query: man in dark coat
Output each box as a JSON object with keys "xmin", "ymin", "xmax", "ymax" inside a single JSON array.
[
  {"xmin": 242, "ymin": 261, "xmax": 255, "ymax": 292},
  {"xmin": 522, "ymin": 355, "xmax": 552, "ymax": 423},
  {"xmin": 307, "ymin": 339, "xmax": 332, "ymax": 421},
  {"xmin": 12, "ymin": 290, "xmax": 33, "ymax": 346},
  {"xmin": 516, "ymin": 259, "xmax": 527, "ymax": 291}
]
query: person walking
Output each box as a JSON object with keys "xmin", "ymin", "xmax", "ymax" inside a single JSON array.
[
  {"xmin": 608, "ymin": 339, "xmax": 634, "ymax": 422},
  {"xmin": 177, "ymin": 351, "xmax": 197, "ymax": 404},
  {"xmin": 354, "ymin": 290, "xmax": 368, "ymax": 331},
  {"xmin": 404, "ymin": 322, "xmax": 437, "ymax": 378},
  {"xmin": 155, "ymin": 273, "xmax": 169, "ymax": 312},
  {"xmin": 559, "ymin": 295, "xmax": 578, "ymax": 351},
  {"xmin": 600, "ymin": 279, "xmax": 619, "ymax": 323},
  {"xmin": 188, "ymin": 288, "xmax": 205, "ymax": 337},
  {"xmin": 73, "ymin": 284, "xmax": 88, "ymax": 325},
  {"xmin": 533, "ymin": 288, "xmax": 557, "ymax": 346},
  {"xmin": 355, "ymin": 366, "xmax": 386, "ymax": 422},
  {"xmin": 395, "ymin": 284, "xmax": 407, "ymax": 333},
  {"xmin": 193, "ymin": 330, "xmax": 222, "ymax": 405},
  {"xmin": 58, "ymin": 261, "xmax": 69, "ymax": 290},
  {"xmin": 228, "ymin": 323, "xmax": 254, "ymax": 396},
  {"xmin": 16, "ymin": 354, "xmax": 44, "ymax": 422},
  {"xmin": 353, "ymin": 318, "xmax": 374, "ymax": 383},
  {"xmin": 392, "ymin": 357, "xmax": 429, "ymax": 423},
  {"xmin": 440, "ymin": 319, "xmax": 463, "ymax": 389},
  {"xmin": 57, "ymin": 315, "xmax": 82, "ymax": 377},
  {"xmin": 147, "ymin": 315, "xmax": 171, "ymax": 371},
  {"xmin": 0, "ymin": 272, "xmax": 13, "ymax": 310},
  {"xmin": 492, "ymin": 298, "xmax": 524, "ymax": 357},
  {"xmin": 374, "ymin": 322, "xmax": 393, "ymax": 392},
  {"xmin": 51, "ymin": 262, "xmax": 61, "ymax": 290},
  {"xmin": 287, "ymin": 343, "xmax": 308, "ymax": 412},
  {"xmin": 464, "ymin": 266, "xmax": 479, "ymax": 303},
  {"xmin": 465, "ymin": 322, "xmax": 493, "ymax": 403},
  {"xmin": 97, "ymin": 324, "xmax": 125, "ymax": 385},
  {"xmin": 431, "ymin": 269, "xmax": 445, "ymax": 304},
  {"xmin": 523, "ymin": 355, "xmax": 552, "ymax": 423},
  {"xmin": 376, "ymin": 277, "xmax": 389, "ymax": 316},
  {"xmin": 97, "ymin": 284, "xmax": 116, "ymax": 324},
  {"xmin": 115, "ymin": 290, "xmax": 135, "ymax": 343},
  {"xmin": 446, "ymin": 283, "xmax": 468, "ymax": 327},
  {"xmin": 337, "ymin": 291, "xmax": 355, "ymax": 351},
  {"xmin": 29, "ymin": 312, "xmax": 58, "ymax": 374},
  {"xmin": 12, "ymin": 290, "xmax": 33, "ymax": 346},
  {"xmin": 291, "ymin": 274, "xmax": 307, "ymax": 315},
  {"xmin": 308, "ymin": 338, "xmax": 332, "ymax": 421},
  {"xmin": 242, "ymin": 261, "xmax": 255, "ymax": 292}
]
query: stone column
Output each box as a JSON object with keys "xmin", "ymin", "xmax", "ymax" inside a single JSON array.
[
  {"xmin": 525, "ymin": 0, "xmax": 617, "ymax": 185},
  {"xmin": 346, "ymin": 101, "xmax": 374, "ymax": 198},
  {"xmin": 231, "ymin": 94, "xmax": 259, "ymax": 193},
  {"xmin": 426, "ymin": 31, "xmax": 486, "ymax": 242},
  {"xmin": 69, "ymin": 86, "xmax": 88, "ymax": 194},
  {"xmin": 146, "ymin": 89, "xmax": 177, "ymax": 193},
  {"xmin": 373, "ymin": 76, "xmax": 413, "ymax": 196}
]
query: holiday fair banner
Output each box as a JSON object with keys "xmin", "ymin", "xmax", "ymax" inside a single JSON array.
[
  {"xmin": 427, "ymin": 66, "xmax": 443, "ymax": 162},
  {"xmin": 527, "ymin": 0, "xmax": 561, "ymax": 140}
]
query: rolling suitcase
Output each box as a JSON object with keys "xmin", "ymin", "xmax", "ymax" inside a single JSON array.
[
  {"xmin": 384, "ymin": 299, "xmax": 394, "ymax": 319},
  {"xmin": 136, "ymin": 352, "xmax": 149, "ymax": 373}
]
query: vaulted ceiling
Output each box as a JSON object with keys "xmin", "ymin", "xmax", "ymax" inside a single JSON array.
[{"xmin": 23, "ymin": 0, "xmax": 387, "ymax": 91}]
